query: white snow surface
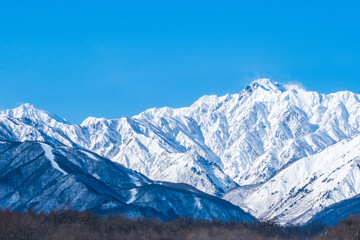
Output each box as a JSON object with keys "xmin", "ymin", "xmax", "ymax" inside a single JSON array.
[
  {"xmin": 40, "ymin": 143, "xmax": 68, "ymax": 175},
  {"xmin": 126, "ymin": 188, "xmax": 138, "ymax": 204},
  {"xmin": 194, "ymin": 197, "xmax": 202, "ymax": 210},
  {"xmin": 224, "ymin": 134, "xmax": 360, "ymax": 225},
  {"xmin": 3, "ymin": 79, "xmax": 360, "ymax": 224}
]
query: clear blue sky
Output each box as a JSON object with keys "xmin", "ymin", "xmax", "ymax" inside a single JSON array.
[{"xmin": 1, "ymin": 1, "xmax": 359, "ymax": 123}]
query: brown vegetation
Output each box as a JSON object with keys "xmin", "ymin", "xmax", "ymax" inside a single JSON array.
[
  {"xmin": 315, "ymin": 215, "xmax": 360, "ymax": 240},
  {"xmin": 0, "ymin": 208, "xmax": 358, "ymax": 240}
]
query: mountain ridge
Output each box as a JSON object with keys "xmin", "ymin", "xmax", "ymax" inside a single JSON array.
[{"xmin": 0, "ymin": 139, "xmax": 256, "ymax": 222}]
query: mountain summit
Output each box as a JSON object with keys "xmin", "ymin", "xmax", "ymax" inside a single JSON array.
[
  {"xmin": 246, "ymin": 78, "xmax": 286, "ymax": 93},
  {"xmin": 0, "ymin": 103, "xmax": 69, "ymax": 124}
]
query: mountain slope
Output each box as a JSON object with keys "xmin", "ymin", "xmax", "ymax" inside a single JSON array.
[
  {"xmin": 0, "ymin": 140, "xmax": 256, "ymax": 222},
  {"xmin": 306, "ymin": 194, "xmax": 360, "ymax": 226},
  {"xmin": 224, "ymin": 134, "xmax": 360, "ymax": 225}
]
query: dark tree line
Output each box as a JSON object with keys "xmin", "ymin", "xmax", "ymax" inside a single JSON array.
[{"xmin": 0, "ymin": 208, "xmax": 358, "ymax": 239}]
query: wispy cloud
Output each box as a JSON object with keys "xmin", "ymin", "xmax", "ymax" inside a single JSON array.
[{"xmin": 285, "ymin": 80, "xmax": 306, "ymax": 90}]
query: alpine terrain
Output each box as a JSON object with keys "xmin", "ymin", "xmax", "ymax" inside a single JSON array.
[
  {"xmin": 0, "ymin": 140, "xmax": 256, "ymax": 222},
  {"xmin": 1, "ymin": 78, "xmax": 360, "ymax": 225}
]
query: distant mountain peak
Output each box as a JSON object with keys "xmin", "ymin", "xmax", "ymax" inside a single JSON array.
[
  {"xmin": 252, "ymin": 78, "xmax": 273, "ymax": 86},
  {"xmin": 19, "ymin": 102, "xmax": 35, "ymax": 109},
  {"xmin": 17, "ymin": 103, "xmax": 40, "ymax": 114},
  {"xmin": 246, "ymin": 78, "xmax": 286, "ymax": 93},
  {"xmin": 0, "ymin": 103, "xmax": 70, "ymax": 125}
]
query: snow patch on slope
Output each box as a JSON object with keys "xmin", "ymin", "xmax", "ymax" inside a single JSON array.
[
  {"xmin": 126, "ymin": 188, "xmax": 138, "ymax": 204},
  {"xmin": 40, "ymin": 143, "xmax": 68, "ymax": 175},
  {"xmin": 195, "ymin": 197, "xmax": 202, "ymax": 210}
]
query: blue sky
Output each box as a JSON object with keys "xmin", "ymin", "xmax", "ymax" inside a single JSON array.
[{"xmin": 1, "ymin": 1, "xmax": 359, "ymax": 123}]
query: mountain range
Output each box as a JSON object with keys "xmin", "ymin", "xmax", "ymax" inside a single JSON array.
[{"xmin": 1, "ymin": 78, "xmax": 360, "ymax": 225}]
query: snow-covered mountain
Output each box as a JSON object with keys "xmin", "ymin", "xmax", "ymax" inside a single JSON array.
[
  {"xmin": 2, "ymin": 79, "xmax": 360, "ymax": 224},
  {"xmin": 3, "ymin": 79, "xmax": 360, "ymax": 196},
  {"xmin": 223, "ymin": 134, "xmax": 360, "ymax": 225},
  {"xmin": 0, "ymin": 103, "xmax": 237, "ymax": 196},
  {"xmin": 0, "ymin": 140, "xmax": 256, "ymax": 222}
]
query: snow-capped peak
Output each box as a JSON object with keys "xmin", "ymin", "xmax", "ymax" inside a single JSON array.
[
  {"xmin": 5, "ymin": 103, "xmax": 39, "ymax": 117},
  {"xmin": 247, "ymin": 78, "xmax": 285, "ymax": 93},
  {"xmin": 252, "ymin": 78, "xmax": 273, "ymax": 86},
  {"xmin": 19, "ymin": 103, "xmax": 34, "ymax": 109},
  {"xmin": 0, "ymin": 103, "xmax": 69, "ymax": 124},
  {"xmin": 81, "ymin": 116, "xmax": 107, "ymax": 127}
]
